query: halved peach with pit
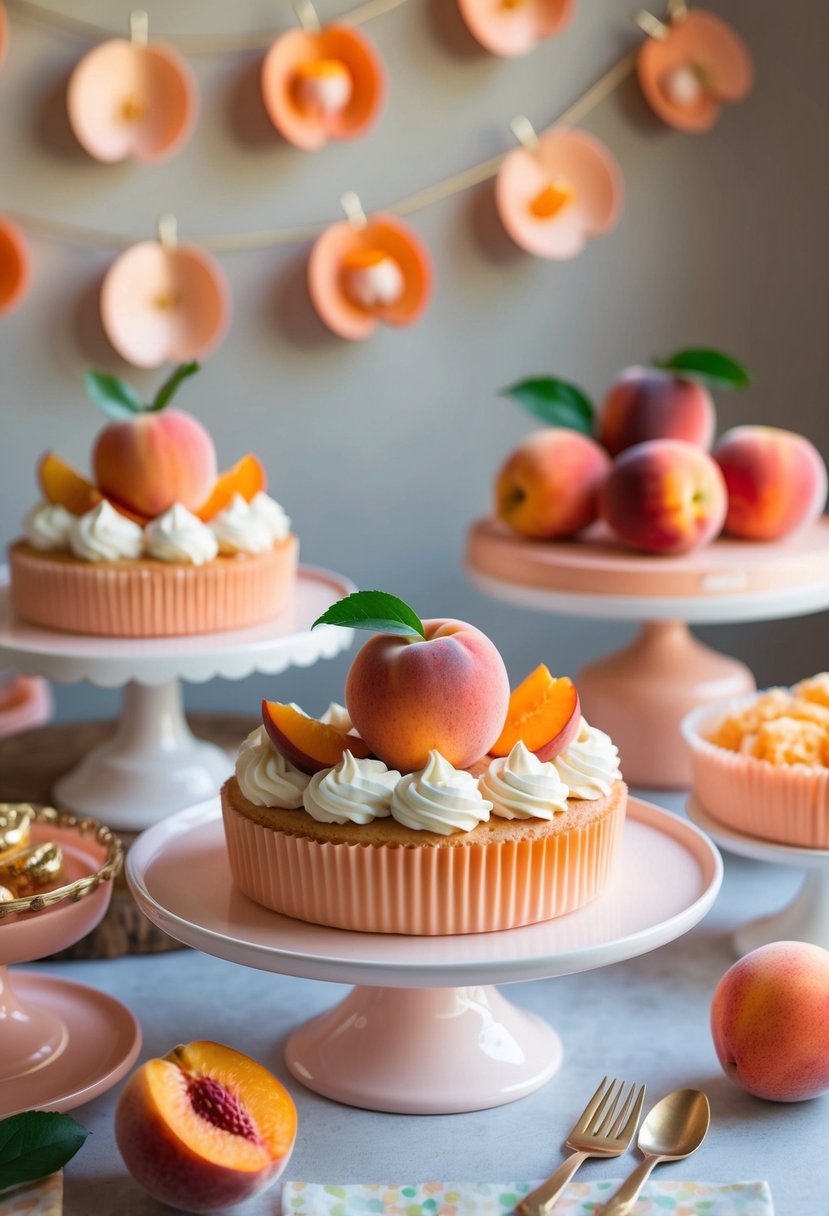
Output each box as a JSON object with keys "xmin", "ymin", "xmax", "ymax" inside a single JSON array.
[
  {"xmin": 195, "ymin": 454, "xmax": 267, "ymax": 522},
  {"xmin": 309, "ymin": 214, "xmax": 432, "ymax": 340},
  {"xmin": 637, "ymin": 10, "xmax": 753, "ymax": 133},
  {"xmin": 115, "ymin": 1040, "xmax": 296, "ymax": 1213},
  {"xmin": 261, "ymin": 25, "xmax": 384, "ymax": 150},
  {"xmin": 263, "ymin": 700, "xmax": 369, "ymax": 773},
  {"xmin": 38, "ymin": 452, "xmax": 102, "ymax": 517},
  {"xmin": 0, "ymin": 216, "xmax": 30, "ymax": 317},
  {"xmin": 490, "ymin": 665, "xmax": 580, "ymax": 760},
  {"xmin": 458, "ymin": 0, "xmax": 575, "ymax": 58}
]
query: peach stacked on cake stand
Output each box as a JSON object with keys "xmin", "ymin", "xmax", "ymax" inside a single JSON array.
[{"xmin": 467, "ymin": 349, "xmax": 829, "ymax": 788}]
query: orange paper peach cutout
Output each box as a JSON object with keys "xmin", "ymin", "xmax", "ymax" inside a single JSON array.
[
  {"xmin": 261, "ymin": 25, "xmax": 385, "ymax": 150},
  {"xmin": 0, "ymin": 216, "xmax": 30, "ymax": 317},
  {"xmin": 638, "ymin": 10, "xmax": 753, "ymax": 133},
  {"xmin": 495, "ymin": 128, "xmax": 622, "ymax": 259},
  {"xmin": 67, "ymin": 38, "xmax": 197, "ymax": 162},
  {"xmin": 308, "ymin": 214, "xmax": 432, "ymax": 340},
  {"xmin": 101, "ymin": 240, "xmax": 230, "ymax": 368},
  {"xmin": 457, "ymin": 0, "xmax": 575, "ymax": 57}
]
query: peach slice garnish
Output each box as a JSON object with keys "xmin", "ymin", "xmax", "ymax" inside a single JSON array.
[
  {"xmin": 637, "ymin": 10, "xmax": 753, "ymax": 133},
  {"xmin": 261, "ymin": 25, "xmax": 384, "ymax": 150},
  {"xmin": 101, "ymin": 240, "xmax": 230, "ymax": 369},
  {"xmin": 309, "ymin": 214, "xmax": 432, "ymax": 340},
  {"xmin": 262, "ymin": 701, "xmax": 369, "ymax": 774},
  {"xmin": 490, "ymin": 665, "xmax": 580, "ymax": 760},
  {"xmin": 0, "ymin": 216, "xmax": 30, "ymax": 317},
  {"xmin": 67, "ymin": 37, "xmax": 197, "ymax": 162},
  {"xmin": 115, "ymin": 1040, "xmax": 296, "ymax": 1212},
  {"xmin": 458, "ymin": 0, "xmax": 575, "ymax": 57},
  {"xmin": 38, "ymin": 452, "xmax": 103, "ymax": 517},
  {"xmin": 195, "ymin": 455, "xmax": 267, "ymax": 523},
  {"xmin": 496, "ymin": 128, "xmax": 622, "ymax": 259}
]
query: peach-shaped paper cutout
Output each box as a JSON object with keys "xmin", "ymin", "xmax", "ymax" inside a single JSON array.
[
  {"xmin": 457, "ymin": 0, "xmax": 575, "ymax": 57},
  {"xmin": 0, "ymin": 216, "xmax": 30, "ymax": 317},
  {"xmin": 495, "ymin": 128, "xmax": 622, "ymax": 259},
  {"xmin": 101, "ymin": 241, "xmax": 230, "ymax": 368},
  {"xmin": 261, "ymin": 25, "xmax": 385, "ymax": 150},
  {"xmin": 67, "ymin": 38, "xmax": 197, "ymax": 162},
  {"xmin": 308, "ymin": 215, "xmax": 432, "ymax": 340},
  {"xmin": 638, "ymin": 10, "xmax": 753, "ymax": 133}
]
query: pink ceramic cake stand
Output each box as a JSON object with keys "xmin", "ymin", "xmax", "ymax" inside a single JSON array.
[
  {"xmin": 0, "ymin": 566, "xmax": 354, "ymax": 832},
  {"xmin": 687, "ymin": 795, "xmax": 829, "ymax": 956},
  {"xmin": 466, "ymin": 517, "xmax": 829, "ymax": 789},
  {"xmin": 0, "ymin": 816, "xmax": 141, "ymax": 1116},
  {"xmin": 127, "ymin": 795, "xmax": 721, "ymax": 1116}
]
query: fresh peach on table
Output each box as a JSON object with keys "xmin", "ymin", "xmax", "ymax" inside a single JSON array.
[
  {"xmin": 114, "ymin": 1040, "xmax": 297, "ymax": 1212},
  {"xmin": 491, "ymin": 665, "xmax": 580, "ymax": 760},
  {"xmin": 713, "ymin": 425, "xmax": 828, "ymax": 541},
  {"xmin": 85, "ymin": 362, "xmax": 217, "ymax": 518},
  {"xmin": 262, "ymin": 700, "xmax": 370, "ymax": 774},
  {"xmin": 600, "ymin": 438, "xmax": 727, "ymax": 555},
  {"xmin": 495, "ymin": 428, "xmax": 612, "ymax": 539},
  {"xmin": 598, "ymin": 367, "xmax": 716, "ymax": 456},
  {"xmin": 710, "ymin": 941, "xmax": 829, "ymax": 1102}
]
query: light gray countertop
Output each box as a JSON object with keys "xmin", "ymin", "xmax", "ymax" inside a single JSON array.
[{"xmin": 25, "ymin": 792, "xmax": 829, "ymax": 1216}]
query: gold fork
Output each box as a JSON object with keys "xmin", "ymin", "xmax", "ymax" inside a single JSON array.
[{"xmin": 517, "ymin": 1077, "xmax": 646, "ymax": 1216}]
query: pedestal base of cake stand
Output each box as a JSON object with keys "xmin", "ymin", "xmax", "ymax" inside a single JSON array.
[
  {"xmin": 687, "ymin": 797, "xmax": 829, "ymax": 955},
  {"xmin": 578, "ymin": 622, "xmax": 755, "ymax": 790},
  {"xmin": 285, "ymin": 984, "xmax": 561, "ymax": 1115},
  {"xmin": 54, "ymin": 680, "xmax": 231, "ymax": 831}
]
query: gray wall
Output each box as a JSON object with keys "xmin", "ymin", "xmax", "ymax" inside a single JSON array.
[{"xmin": 1, "ymin": 0, "xmax": 827, "ymax": 725}]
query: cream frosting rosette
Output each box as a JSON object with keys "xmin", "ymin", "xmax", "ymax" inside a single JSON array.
[
  {"xmin": 68, "ymin": 499, "xmax": 143, "ymax": 562},
  {"xmin": 23, "ymin": 502, "xmax": 75, "ymax": 551},
  {"xmin": 481, "ymin": 740, "xmax": 570, "ymax": 819},
  {"xmin": 248, "ymin": 492, "xmax": 291, "ymax": 544},
  {"xmin": 391, "ymin": 749, "xmax": 492, "ymax": 835},
  {"xmin": 554, "ymin": 717, "xmax": 622, "ymax": 799},
  {"xmin": 235, "ymin": 726, "xmax": 310, "ymax": 809},
  {"xmin": 303, "ymin": 750, "xmax": 400, "ymax": 825},
  {"xmin": 209, "ymin": 493, "xmax": 273, "ymax": 555},
  {"xmin": 144, "ymin": 503, "xmax": 219, "ymax": 565}
]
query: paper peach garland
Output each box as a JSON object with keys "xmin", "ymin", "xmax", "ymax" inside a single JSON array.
[
  {"xmin": 635, "ymin": 2, "xmax": 753, "ymax": 132},
  {"xmin": 100, "ymin": 216, "xmax": 230, "ymax": 368},
  {"xmin": 457, "ymin": 0, "xmax": 575, "ymax": 57},
  {"xmin": 261, "ymin": 4, "xmax": 385, "ymax": 151},
  {"xmin": 0, "ymin": 216, "xmax": 30, "ymax": 316},
  {"xmin": 67, "ymin": 10, "xmax": 197, "ymax": 162},
  {"xmin": 495, "ymin": 119, "xmax": 622, "ymax": 259},
  {"xmin": 309, "ymin": 193, "xmax": 432, "ymax": 339}
]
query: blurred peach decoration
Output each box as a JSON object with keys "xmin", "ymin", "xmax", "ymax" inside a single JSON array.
[
  {"xmin": 67, "ymin": 10, "xmax": 197, "ymax": 162},
  {"xmin": 0, "ymin": 674, "xmax": 53, "ymax": 740},
  {"xmin": 495, "ymin": 121, "xmax": 622, "ymax": 258},
  {"xmin": 0, "ymin": 216, "xmax": 30, "ymax": 316},
  {"xmin": 636, "ymin": 3, "xmax": 753, "ymax": 132},
  {"xmin": 308, "ymin": 194, "xmax": 432, "ymax": 340},
  {"xmin": 100, "ymin": 216, "xmax": 230, "ymax": 368},
  {"xmin": 457, "ymin": 0, "xmax": 575, "ymax": 57},
  {"xmin": 261, "ymin": 5, "xmax": 385, "ymax": 150},
  {"xmin": 0, "ymin": 2, "xmax": 8, "ymax": 69}
]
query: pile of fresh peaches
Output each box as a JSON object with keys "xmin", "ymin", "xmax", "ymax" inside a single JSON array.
[{"xmin": 495, "ymin": 348, "xmax": 828, "ymax": 556}]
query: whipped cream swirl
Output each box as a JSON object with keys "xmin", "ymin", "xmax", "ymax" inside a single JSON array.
[
  {"xmin": 23, "ymin": 502, "xmax": 75, "ymax": 551},
  {"xmin": 481, "ymin": 741, "xmax": 570, "ymax": 820},
  {"xmin": 391, "ymin": 750, "xmax": 492, "ymax": 835},
  {"xmin": 553, "ymin": 718, "xmax": 622, "ymax": 799},
  {"xmin": 249, "ymin": 493, "xmax": 291, "ymax": 544},
  {"xmin": 303, "ymin": 751, "xmax": 400, "ymax": 825},
  {"xmin": 235, "ymin": 726, "xmax": 309, "ymax": 809},
  {"xmin": 144, "ymin": 503, "xmax": 219, "ymax": 565},
  {"xmin": 209, "ymin": 494, "xmax": 273, "ymax": 555},
  {"xmin": 68, "ymin": 500, "xmax": 143, "ymax": 562},
  {"xmin": 319, "ymin": 702, "xmax": 353, "ymax": 732}
]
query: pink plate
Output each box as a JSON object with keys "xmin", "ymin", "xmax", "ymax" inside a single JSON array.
[{"xmin": 127, "ymin": 797, "xmax": 720, "ymax": 1113}]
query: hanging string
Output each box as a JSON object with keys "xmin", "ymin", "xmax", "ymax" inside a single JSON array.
[
  {"xmin": 6, "ymin": 0, "xmax": 409, "ymax": 53},
  {"xmin": 3, "ymin": 46, "xmax": 639, "ymax": 253}
]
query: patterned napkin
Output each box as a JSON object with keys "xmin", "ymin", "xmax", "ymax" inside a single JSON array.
[
  {"xmin": 0, "ymin": 1172, "xmax": 63, "ymax": 1216},
  {"xmin": 283, "ymin": 1179, "xmax": 774, "ymax": 1216}
]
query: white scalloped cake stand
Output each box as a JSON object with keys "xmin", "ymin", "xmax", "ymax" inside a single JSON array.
[
  {"xmin": 127, "ymin": 795, "xmax": 722, "ymax": 1115},
  {"xmin": 466, "ymin": 517, "xmax": 829, "ymax": 789},
  {"xmin": 687, "ymin": 796, "xmax": 829, "ymax": 956},
  {"xmin": 0, "ymin": 566, "xmax": 354, "ymax": 831}
]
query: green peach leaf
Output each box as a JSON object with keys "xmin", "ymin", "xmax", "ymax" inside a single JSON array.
[
  {"xmin": 83, "ymin": 369, "xmax": 144, "ymax": 420},
  {"xmin": 312, "ymin": 591, "xmax": 425, "ymax": 638},
  {"xmin": 500, "ymin": 377, "xmax": 595, "ymax": 434},
  {"xmin": 149, "ymin": 361, "xmax": 201, "ymax": 412},
  {"xmin": 0, "ymin": 1111, "xmax": 89, "ymax": 1191},
  {"xmin": 653, "ymin": 348, "xmax": 752, "ymax": 390}
]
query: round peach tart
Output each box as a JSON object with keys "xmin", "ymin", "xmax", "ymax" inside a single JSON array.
[
  {"xmin": 8, "ymin": 364, "xmax": 298, "ymax": 637},
  {"xmin": 220, "ymin": 592, "xmax": 627, "ymax": 935}
]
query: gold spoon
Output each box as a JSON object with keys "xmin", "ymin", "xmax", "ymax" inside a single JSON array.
[{"xmin": 599, "ymin": 1088, "xmax": 710, "ymax": 1215}]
